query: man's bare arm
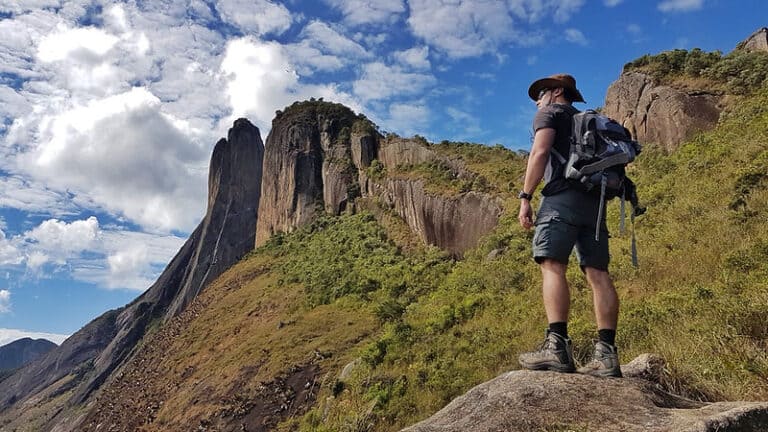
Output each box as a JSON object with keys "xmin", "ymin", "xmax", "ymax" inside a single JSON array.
[{"xmin": 518, "ymin": 128, "xmax": 556, "ymax": 229}]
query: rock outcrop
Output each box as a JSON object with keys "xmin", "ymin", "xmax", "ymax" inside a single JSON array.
[
  {"xmin": 737, "ymin": 27, "xmax": 768, "ymax": 53},
  {"xmin": 603, "ymin": 72, "xmax": 722, "ymax": 151},
  {"xmin": 255, "ymin": 102, "xmax": 360, "ymax": 246},
  {"xmin": 255, "ymin": 101, "xmax": 503, "ymax": 257},
  {"xmin": 403, "ymin": 355, "xmax": 768, "ymax": 432},
  {"xmin": 0, "ymin": 338, "xmax": 57, "ymax": 373},
  {"xmin": 0, "ymin": 120, "xmax": 264, "ymax": 421}
]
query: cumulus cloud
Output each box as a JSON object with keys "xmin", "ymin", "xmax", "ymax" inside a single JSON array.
[
  {"xmin": 0, "ymin": 327, "xmax": 69, "ymax": 347},
  {"xmin": 0, "ymin": 229, "xmax": 23, "ymax": 266},
  {"xmin": 214, "ymin": 0, "xmax": 293, "ymax": 35},
  {"xmin": 386, "ymin": 102, "xmax": 430, "ymax": 136},
  {"xmin": 565, "ymin": 28, "xmax": 588, "ymax": 45},
  {"xmin": 407, "ymin": 0, "xmax": 582, "ymax": 58},
  {"xmin": 393, "ymin": 46, "xmax": 431, "ymax": 70},
  {"xmin": 220, "ymin": 37, "xmax": 361, "ymax": 132},
  {"xmin": 323, "ymin": 0, "xmax": 405, "ymax": 25},
  {"xmin": 353, "ymin": 62, "xmax": 436, "ymax": 101},
  {"xmin": 26, "ymin": 217, "xmax": 100, "ymax": 255},
  {"xmin": 0, "ymin": 217, "xmax": 186, "ymax": 291},
  {"xmin": 507, "ymin": 0, "xmax": 585, "ymax": 23},
  {"xmin": 0, "ymin": 176, "xmax": 75, "ymax": 216},
  {"xmin": 658, "ymin": 0, "xmax": 704, "ymax": 12},
  {"xmin": 0, "ymin": 289, "xmax": 9, "ymax": 313},
  {"xmin": 408, "ymin": 0, "xmax": 515, "ymax": 58},
  {"xmin": 285, "ymin": 21, "xmax": 371, "ymax": 75},
  {"xmin": 14, "ymin": 88, "xmax": 208, "ymax": 232},
  {"xmin": 91, "ymin": 229, "xmax": 185, "ymax": 290}
]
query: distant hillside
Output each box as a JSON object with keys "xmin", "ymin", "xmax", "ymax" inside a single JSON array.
[{"xmin": 0, "ymin": 338, "xmax": 57, "ymax": 373}]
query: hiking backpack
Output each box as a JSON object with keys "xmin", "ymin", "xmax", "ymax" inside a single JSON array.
[{"xmin": 551, "ymin": 109, "xmax": 646, "ymax": 265}]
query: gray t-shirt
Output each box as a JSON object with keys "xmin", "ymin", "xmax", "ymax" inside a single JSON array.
[{"xmin": 532, "ymin": 103, "xmax": 579, "ymax": 196}]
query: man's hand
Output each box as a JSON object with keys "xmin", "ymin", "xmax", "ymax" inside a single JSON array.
[{"xmin": 518, "ymin": 199, "xmax": 533, "ymax": 229}]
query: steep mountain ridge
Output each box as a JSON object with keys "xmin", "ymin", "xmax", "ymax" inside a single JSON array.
[{"xmin": 0, "ymin": 119, "xmax": 264, "ymax": 429}]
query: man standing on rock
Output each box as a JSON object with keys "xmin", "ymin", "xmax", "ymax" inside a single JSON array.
[{"xmin": 516, "ymin": 74, "xmax": 622, "ymax": 378}]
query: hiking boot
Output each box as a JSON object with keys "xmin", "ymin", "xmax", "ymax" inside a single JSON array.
[
  {"xmin": 577, "ymin": 341, "xmax": 623, "ymax": 378},
  {"xmin": 518, "ymin": 330, "xmax": 575, "ymax": 373}
]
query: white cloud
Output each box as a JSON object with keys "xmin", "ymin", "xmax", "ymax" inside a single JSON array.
[
  {"xmin": 407, "ymin": 0, "xmax": 582, "ymax": 58},
  {"xmin": 214, "ymin": 0, "xmax": 293, "ymax": 35},
  {"xmin": 627, "ymin": 24, "xmax": 642, "ymax": 35},
  {"xmin": 393, "ymin": 46, "xmax": 431, "ymax": 70},
  {"xmin": 26, "ymin": 251, "xmax": 49, "ymax": 271},
  {"xmin": 220, "ymin": 37, "xmax": 361, "ymax": 132},
  {"xmin": 408, "ymin": 0, "xmax": 516, "ymax": 58},
  {"xmin": 12, "ymin": 88, "xmax": 208, "ymax": 232},
  {"xmin": 323, "ymin": 0, "xmax": 405, "ymax": 25},
  {"xmin": 445, "ymin": 107, "xmax": 482, "ymax": 138},
  {"xmin": 0, "ymin": 289, "xmax": 9, "ymax": 313},
  {"xmin": 386, "ymin": 102, "xmax": 431, "ymax": 136},
  {"xmin": 527, "ymin": 55, "xmax": 538, "ymax": 65},
  {"xmin": 1, "ymin": 217, "xmax": 186, "ymax": 291},
  {"xmin": 353, "ymin": 62, "xmax": 436, "ymax": 101},
  {"xmin": 0, "ymin": 176, "xmax": 74, "ymax": 216},
  {"xmin": 0, "ymin": 1, "xmax": 60, "ymax": 14},
  {"xmin": 507, "ymin": 0, "xmax": 585, "ymax": 24},
  {"xmin": 285, "ymin": 21, "xmax": 371, "ymax": 75},
  {"xmin": 604, "ymin": 0, "xmax": 623, "ymax": 6},
  {"xmin": 658, "ymin": 0, "xmax": 704, "ymax": 12},
  {"xmin": 565, "ymin": 28, "xmax": 588, "ymax": 45},
  {"xmin": 0, "ymin": 230, "xmax": 23, "ymax": 266},
  {"xmin": 0, "ymin": 327, "xmax": 69, "ymax": 347},
  {"xmin": 80, "ymin": 229, "xmax": 187, "ymax": 290},
  {"xmin": 26, "ymin": 217, "xmax": 100, "ymax": 255},
  {"xmin": 37, "ymin": 25, "xmax": 120, "ymax": 63},
  {"xmin": 302, "ymin": 21, "xmax": 369, "ymax": 58}
]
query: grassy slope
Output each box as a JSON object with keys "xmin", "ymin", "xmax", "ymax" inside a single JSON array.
[{"xmin": 91, "ymin": 88, "xmax": 768, "ymax": 431}]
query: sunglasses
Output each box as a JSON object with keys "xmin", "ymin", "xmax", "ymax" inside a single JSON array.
[{"xmin": 537, "ymin": 88, "xmax": 552, "ymax": 101}]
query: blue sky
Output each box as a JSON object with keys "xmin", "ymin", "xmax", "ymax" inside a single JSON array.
[{"xmin": 0, "ymin": 0, "xmax": 764, "ymax": 347}]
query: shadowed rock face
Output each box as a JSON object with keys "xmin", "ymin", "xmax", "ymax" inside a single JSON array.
[
  {"xmin": 402, "ymin": 355, "xmax": 768, "ymax": 432},
  {"xmin": 603, "ymin": 72, "xmax": 722, "ymax": 152},
  {"xmin": 256, "ymin": 102, "xmax": 503, "ymax": 257},
  {"xmin": 0, "ymin": 119, "xmax": 264, "ymax": 417}
]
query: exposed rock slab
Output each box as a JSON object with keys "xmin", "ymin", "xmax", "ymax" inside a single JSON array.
[
  {"xmin": 256, "ymin": 102, "xmax": 503, "ymax": 257},
  {"xmin": 367, "ymin": 178, "xmax": 502, "ymax": 257},
  {"xmin": 603, "ymin": 72, "xmax": 721, "ymax": 151},
  {"xmin": 737, "ymin": 27, "xmax": 768, "ymax": 53},
  {"xmin": 402, "ymin": 362, "xmax": 768, "ymax": 432}
]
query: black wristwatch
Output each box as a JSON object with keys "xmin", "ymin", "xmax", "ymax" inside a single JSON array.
[{"xmin": 518, "ymin": 191, "xmax": 533, "ymax": 201}]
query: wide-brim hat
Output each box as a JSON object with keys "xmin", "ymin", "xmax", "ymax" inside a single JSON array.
[{"xmin": 528, "ymin": 73, "xmax": 586, "ymax": 103}]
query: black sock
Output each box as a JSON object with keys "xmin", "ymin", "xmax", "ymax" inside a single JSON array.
[
  {"xmin": 598, "ymin": 329, "xmax": 616, "ymax": 346},
  {"xmin": 548, "ymin": 322, "xmax": 568, "ymax": 339}
]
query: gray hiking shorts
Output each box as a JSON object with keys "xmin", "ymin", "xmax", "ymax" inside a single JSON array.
[{"xmin": 532, "ymin": 188, "xmax": 610, "ymax": 271}]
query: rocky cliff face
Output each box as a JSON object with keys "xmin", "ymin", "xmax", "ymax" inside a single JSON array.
[
  {"xmin": 737, "ymin": 27, "xmax": 768, "ymax": 53},
  {"xmin": 603, "ymin": 71, "xmax": 722, "ymax": 151},
  {"xmin": 0, "ymin": 119, "xmax": 264, "ymax": 421},
  {"xmin": 256, "ymin": 101, "xmax": 503, "ymax": 257}
]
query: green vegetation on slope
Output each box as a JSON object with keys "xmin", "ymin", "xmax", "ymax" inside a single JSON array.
[{"xmin": 624, "ymin": 47, "xmax": 768, "ymax": 94}]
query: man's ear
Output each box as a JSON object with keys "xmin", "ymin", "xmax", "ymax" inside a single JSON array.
[{"xmin": 552, "ymin": 87, "xmax": 564, "ymax": 98}]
